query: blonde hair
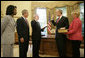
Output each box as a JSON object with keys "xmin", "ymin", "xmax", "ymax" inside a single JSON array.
[{"xmin": 71, "ymin": 10, "xmax": 80, "ymax": 18}]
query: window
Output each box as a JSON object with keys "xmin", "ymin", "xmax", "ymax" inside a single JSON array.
[
  {"xmin": 56, "ymin": 7, "xmax": 67, "ymax": 18},
  {"xmin": 80, "ymin": 3, "xmax": 84, "ymax": 36},
  {"xmin": 36, "ymin": 8, "xmax": 47, "ymax": 36}
]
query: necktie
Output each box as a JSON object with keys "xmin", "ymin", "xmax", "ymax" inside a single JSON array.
[
  {"xmin": 25, "ymin": 19, "xmax": 29, "ymax": 26},
  {"xmin": 57, "ymin": 17, "xmax": 60, "ymax": 23}
]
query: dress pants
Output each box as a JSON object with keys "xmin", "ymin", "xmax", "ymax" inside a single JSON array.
[
  {"xmin": 19, "ymin": 41, "xmax": 29, "ymax": 57},
  {"xmin": 56, "ymin": 37, "xmax": 67, "ymax": 57},
  {"xmin": 71, "ymin": 40, "xmax": 81, "ymax": 57},
  {"xmin": 32, "ymin": 40, "xmax": 41, "ymax": 57},
  {"xmin": 3, "ymin": 44, "xmax": 13, "ymax": 57}
]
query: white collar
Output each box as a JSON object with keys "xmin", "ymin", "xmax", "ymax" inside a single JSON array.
[
  {"xmin": 34, "ymin": 19, "xmax": 38, "ymax": 22},
  {"xmin": 57, "ymin": 15, "xmax": 62, "ymax": 19},
  {"xmin": 59, "ymin": 15, "xmax": 62, "ymax": 19},
  {"xmin": 22, "ymin": 16, "xmax": 27, "ymax": 20}
]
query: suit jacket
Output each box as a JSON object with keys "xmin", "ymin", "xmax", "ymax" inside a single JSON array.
[
  {"xmin": 31, "ymin": 20, "xmax": 44, "ymax": 40},
  {"xmin": 51, "ymin": 16, "xmax": 69, "ymax": 39},
  {"xmin": 16, "ymin": 17, "xmax": 29, "ymax": 42},
  {"xmin": 1, "ymin": 15, "xmax": 16, "ymax": 44},
  {"xmin": 66, "ymin": 18, "xmax": 83, "ymax": 41}
]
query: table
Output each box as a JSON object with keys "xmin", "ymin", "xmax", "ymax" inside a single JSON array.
[{"xmin": 40, "ymin": 35, "xmax": 72, "ymax": 57}]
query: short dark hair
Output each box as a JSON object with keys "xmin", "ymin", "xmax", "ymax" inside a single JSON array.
[{"xmin": 6, "ymin": 5, "xmax": 17, "ymax": 15}]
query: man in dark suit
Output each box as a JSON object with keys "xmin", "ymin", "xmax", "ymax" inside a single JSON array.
[
  {"xmin": 16, "ymin": 9, "xmax": 29, "ymax": 57},
  {"xmin": 51, "ymin": 9, "xmax": 69, "ymax": 57},
  {"xmin": 31, "ymin": 14, "xmax": 46, "ymax": 57}
]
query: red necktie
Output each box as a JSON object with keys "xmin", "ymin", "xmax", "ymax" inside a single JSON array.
[
  {"xmin": 25, "ymin": 19, "xmax": 29, "ymax": 26},
  {"xmin": 57, "ymin": 17, "xmax": 60, "ymax": 23}
]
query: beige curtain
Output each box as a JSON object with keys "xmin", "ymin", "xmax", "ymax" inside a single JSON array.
[
  {"xmin": 46, "ymin": 8, "xmax": 50, "ymax": 34},
  {"xmin": 31, "ymin": 7, "xmax": 36, "ymax": 20},
  {"xmin": 51, "ymin": 8, "xmax": 56, "ymax": 29},
  {"xmin": 47, "ymin": 7, "xmax": 56, "ymax": 34},
  {"xmin": 67, "ymin": 3, "xmax": 80, "ymax": 24}
]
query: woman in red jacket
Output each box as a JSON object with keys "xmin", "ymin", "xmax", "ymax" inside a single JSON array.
[{"xmin": 65, "ymin": 12, "xmax": 83, "ymax": 57}]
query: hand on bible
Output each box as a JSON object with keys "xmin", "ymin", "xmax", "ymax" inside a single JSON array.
[
  {"xmin": 58, "ymin": 27, "xmax": 68, "ymax": 33},
  {"xmin": 60, "ymin": 27, "xmax": 66, "ymax": 29}
]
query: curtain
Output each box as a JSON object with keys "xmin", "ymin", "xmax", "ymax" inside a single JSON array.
[{"xmin": 67, "ymin": 3, "xmax": 80, "ymax": 24}]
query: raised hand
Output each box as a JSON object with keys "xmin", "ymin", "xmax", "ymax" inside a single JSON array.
[{"xmin": 51, "ymin": 14, "xmax": 55, "ymax": 20}]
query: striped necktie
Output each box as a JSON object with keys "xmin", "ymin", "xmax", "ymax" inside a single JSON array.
[
  {"xmin": 25, "ymin": 19, "xmax": 29, "ymax": 26},
  {"xmin": 57, "ymin": 17, "xmax": 60, "ymax": 23}
]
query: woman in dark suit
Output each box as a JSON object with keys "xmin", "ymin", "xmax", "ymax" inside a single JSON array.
[{"xmin": 65, "ymin": 12, "xmax": 83, "ymax": 57}]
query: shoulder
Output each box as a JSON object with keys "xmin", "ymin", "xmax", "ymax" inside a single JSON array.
[
  {"xmin": 2, "ymin": 15, "xmax": 13, "ymax": 22},
  {"xmin": 77, "ymin": 18, "xmax": 81, "ymax": 21},
  {"xmin": 5, "ymin": 15, "xmax": 12, "ymax": 18},
  {"xmin": 31, "ymin": 20, "xmax": 36, "ymax": 23},
  {"xmin": 61, "ymin": 16, "xmax": 68, "ymax": 22},
  {"xmin": 17, "ymin": 17, "xmax": 24, "ymax": 22},
  {"xmin": 17, "ymin": 17, "xmax": 23, "ymax": 20},
  {"xmin": 31, "ymin": 20, "xmax": 37, "ymax": 25},
  {"xmin": 3, "ymin": 15, "xmax": 12, "ymax": 20},
  {"xmin": 62, "ymin": 16, "xmax": 68, "ymax": 19},
  {"xmin": 76, "ymin": 18, "xmax": 82, "ymax": 23}
]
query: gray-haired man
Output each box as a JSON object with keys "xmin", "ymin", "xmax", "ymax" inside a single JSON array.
[{"xmin": 51, "ymin": 9, "xmax": 69, "ymax": 57}]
